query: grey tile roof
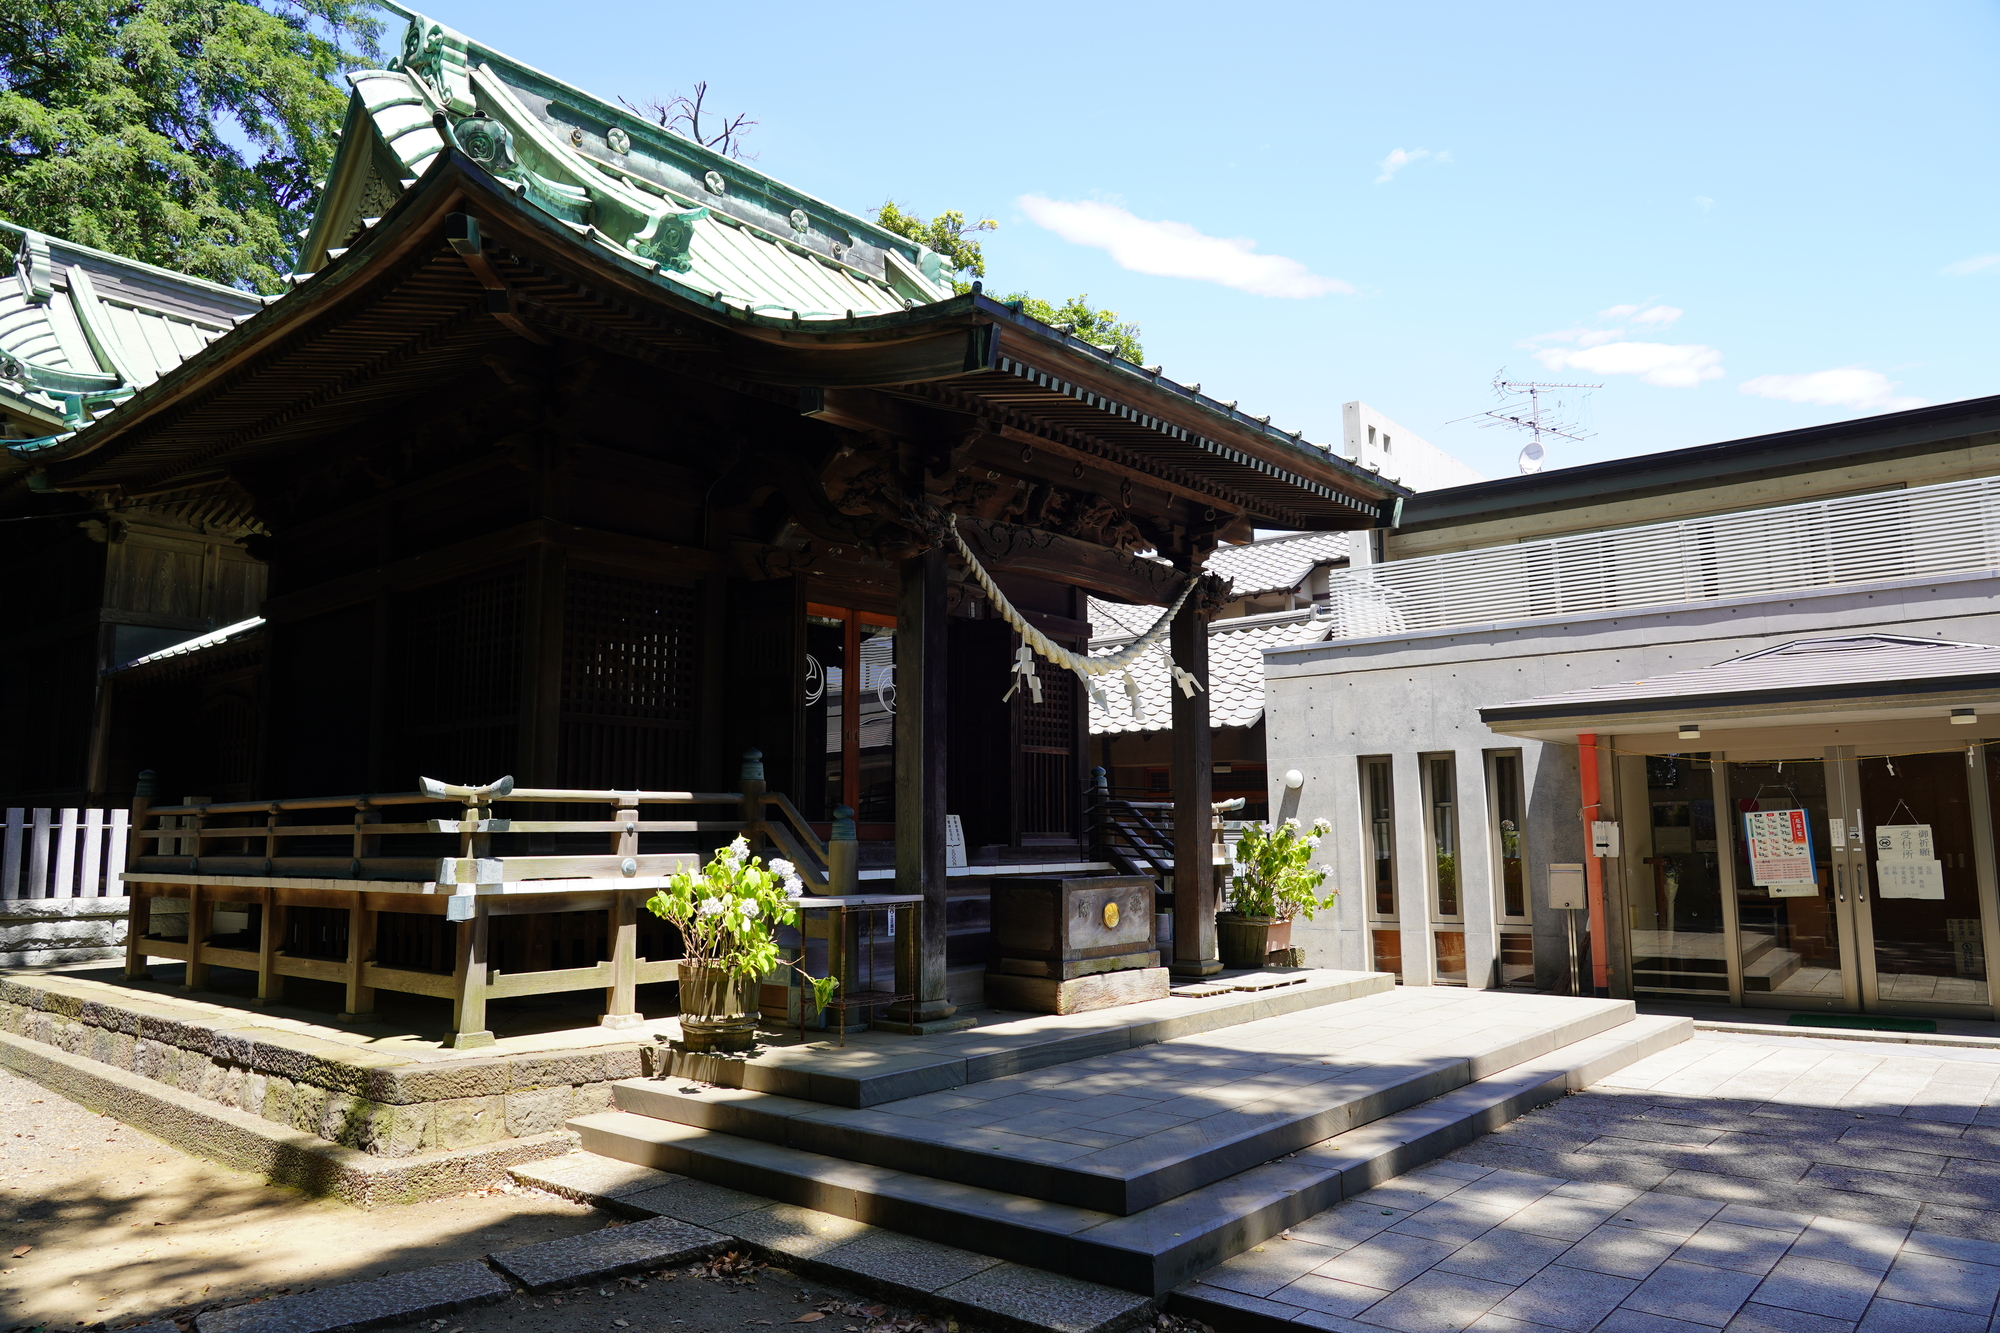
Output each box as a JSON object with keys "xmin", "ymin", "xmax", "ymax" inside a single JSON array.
[
  {"xmin": 1087, "ymin": 609, "xmax": 1329, "ymax": 735},
  {"xmin": 1481, "ymin": 634, "xmax": 2000, "ymax": 723},
  {"xmin": 1204, "ymin": 531, "xmax": 1348, "ymax": 597}
]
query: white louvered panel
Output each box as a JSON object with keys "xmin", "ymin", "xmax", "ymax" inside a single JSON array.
[{"xmin": 1323, "ymin": 474, "xmax": 2000, "ymax": 640}]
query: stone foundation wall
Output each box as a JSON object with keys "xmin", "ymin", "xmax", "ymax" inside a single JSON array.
[
  {"xmin": 0, "ymin": 973, "xmax": 645, "ymax": 1158},
  {"xmin": 0, "ymin": 897, "xmax": 129, "ymax": 968}
]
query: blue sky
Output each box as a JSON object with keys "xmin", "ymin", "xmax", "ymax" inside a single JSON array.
[{"xmin": 391, "ymin": 0, "xmax": 1999, "ymax": 479}]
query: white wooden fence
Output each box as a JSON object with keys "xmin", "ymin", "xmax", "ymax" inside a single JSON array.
[{"xmin": 2, "ymin": 808, "xmax": 130, "ymax": 899}]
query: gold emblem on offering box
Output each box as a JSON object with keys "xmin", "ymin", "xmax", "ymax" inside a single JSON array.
[{"xmin": 1103, "ymin": 901, "xmax": 1120, "ymax": 929}]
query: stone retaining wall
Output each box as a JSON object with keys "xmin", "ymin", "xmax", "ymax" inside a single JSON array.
[
  {"xmin": 1, "ymin": 897, "xmax": 128, "ymax": 968},
  {"xmin": 0, "ymin": 972, "xmax": 646, "ymax": 1158}
]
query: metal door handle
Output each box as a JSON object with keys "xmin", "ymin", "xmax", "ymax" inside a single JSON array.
[{"xmin": 1834, "ymin": 862, "xmax": 1844, "ymax": 902}]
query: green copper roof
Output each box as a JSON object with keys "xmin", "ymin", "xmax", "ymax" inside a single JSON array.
[
  {"xmin": 307, "ymin": 10, "xmax": 952, "ymax": 322},
  {"xmin": 0, "ymin": 222, "xmax": 264, "ymax": 460}
]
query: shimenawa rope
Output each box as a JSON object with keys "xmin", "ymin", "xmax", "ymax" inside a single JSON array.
[{"xmin": 946, "ymin": 515, "xmax": 1204, "ymax": 719}]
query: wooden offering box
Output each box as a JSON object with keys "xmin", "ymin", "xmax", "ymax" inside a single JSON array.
[{"xmin": 985, "ymin": 875, "xmax": 1168, "ymax": 1014}]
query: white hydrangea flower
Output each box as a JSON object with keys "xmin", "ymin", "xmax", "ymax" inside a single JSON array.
[
  {"xmin": 736, "ymin": 898, "xmax": 760, "ymax": 919},
  {"xmin": 769, "ymin": 858, "xmax": 796, "ymax": 878},
  {"xmin": 699, "ymin": 896, "xmax": 726, "ymax": 916},
  {"xmin": 783, "ymin": 876, "xmax": 804, "ymax": 898},
  {"xmin": 722, "ymin": 836, "xmax": 749, "ymax": 862}
]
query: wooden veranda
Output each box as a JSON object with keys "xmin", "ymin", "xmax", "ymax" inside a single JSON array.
[{"xmin": 21, "ymin": 32, "xmax": 1404, "ymax": 1031}]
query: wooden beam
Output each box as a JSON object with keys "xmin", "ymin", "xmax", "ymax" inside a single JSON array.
[
  {"xmin": 450, "ymin": 903, "xmax": 494, "ymax": 1048},
  {"xmin": 1170, "ymin": 596, "xmax": 1221, "ymax": 977},
  {"xmin": 955, "ymin": 516, "xmax": 1184, "ymax": 606},
  {"xmin": 879, "ymin": 549, "xmax": 966, "ymax": 1033}
]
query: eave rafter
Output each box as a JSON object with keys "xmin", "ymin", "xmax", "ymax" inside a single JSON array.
[{"xmin": 893, "ymin": 378, "xmax": 1317, "ymax": 530}]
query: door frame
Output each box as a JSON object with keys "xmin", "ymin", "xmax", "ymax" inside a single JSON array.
[{"xmin": 1720, "ymin": 743, "xmax": 2000, "ymax": 1020}]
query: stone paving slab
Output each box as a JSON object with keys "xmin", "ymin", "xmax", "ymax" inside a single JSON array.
[
  {"xmin": 1176, "ymin": 1032, "xmax": 2000, "ymax": 1332},
  {"xmin": 614, "ymin": 988, "xmax": 1639, "ymax": 1213},
  {"xmin": 486, "ymin": 1216, "xmax": 725, "ymax": 1292},
  {"xmin": 661, "ymin": 968, "xmax": 1393, "ymax": 1107},
  {"xmin": 193, "ymin": 1261, "xmax": 510, "ymax": 1333},
  {"xmin": 563, "ymin": 1015, "xmax": 1691, "ymax": 1295}
]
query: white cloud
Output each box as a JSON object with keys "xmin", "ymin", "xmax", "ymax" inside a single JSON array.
[
  {"xmin": 1943, "ymin": 254, "xmax": 2000, "ymax": 277},
  {"xmin": 1374, "ymin": 147, "xmax": 1452, "ymax": 184},
  {"xmin": 1536, "ymin": 341, "xmax": 1725, "ymax": 388},
  {"xmin": 1016, "ymin": 196, "xmax": 1352, "ymax": 299},
  {"xmin": 1598, "ymin": 304, "xmax": 1639, "ymax": 321},
  {"xmin": 1575, "ymin": 328, "xmax": 1625, "ymax": 348},
  {"xmin": 1694, "ymin": 196, "xmax": 1714, "ymax": 212},
  {"xmin": 1631, "ymin": 305, "xmax": 1682, "ymax": 326},
  {"xmin": 1739, "ymin": 368, "xmax": 1926, "ymax": 412}
]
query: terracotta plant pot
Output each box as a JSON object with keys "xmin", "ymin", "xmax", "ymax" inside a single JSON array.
[
  {"xmin": 1216, "ymin": 913, "xmax": 1294, "ymax": 969},
  {"xmin": 677, "ymin": 961, "xmax": 758, "ymax": 1052}
]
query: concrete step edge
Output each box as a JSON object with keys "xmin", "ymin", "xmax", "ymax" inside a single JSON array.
[
  {"xmin": 558, "ymin": 1010, "xmax": 1694, "ymax": 1296},
  {"xmin": 610, "ymin": 1003, "xmax": 1660, "ymax": 1215},
  {"xmin": 670, "ymin": 970, "xmax": 1396, "ymax": 1108}
]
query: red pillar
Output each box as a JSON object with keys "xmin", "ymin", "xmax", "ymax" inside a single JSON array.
[{"xmin": 1577, "ymin": 733, "xmax": 1610, "ymax": 995}]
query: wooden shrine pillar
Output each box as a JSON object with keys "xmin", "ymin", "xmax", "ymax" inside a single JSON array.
[
  {"xmin": 881, "ymin": 549, "xmax": 970, "ymax": 1033},
  {"xmin": 1171, "ymin": 594, "xmax": 1222, "ymax": 976}
]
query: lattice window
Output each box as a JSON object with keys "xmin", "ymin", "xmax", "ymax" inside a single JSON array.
[
  {"xmin": 392, "ymin": 567, "xmax": 523, "ymax": 786},
  {"xmin": 1020, "ymin": 652, "xmax": 1078, "ymax": 835},
  {"xmin": 559, "ymin": 571, "xmax": 699, "ymax": 790}
]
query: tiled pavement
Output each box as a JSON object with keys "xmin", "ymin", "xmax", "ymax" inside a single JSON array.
[
  {"xmin": 1182, "ymin": 1032, "xmax": 2000, "ymax": 1332},
  {"xmin": 844, "ymin": 988, "xmax": 1626, "ymax": 1171}
]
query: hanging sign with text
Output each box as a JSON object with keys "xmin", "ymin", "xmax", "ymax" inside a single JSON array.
[
  {"xmin": 1744, "ymin": 808, "xmax": 1817, "ymax": 896},
  {"xmin": 1875, "ymin": 824, "xmax": 1945, "ymax": 899}
]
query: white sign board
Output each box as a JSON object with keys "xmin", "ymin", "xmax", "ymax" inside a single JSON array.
[
  {"xmin": 1875, "ymin": 824, "xmax": 1935, "ymax": 862},
  {"xmin": 1743, "ymin": 808, "xmax": 1814, "ymax": 889},
  {"xmin": 945, "ymin": 813, "xmax": 967, "ymax": 869},
  {"xmin": 1878, "ymin": 859, "xmax": 1946, "ymax": 899}
]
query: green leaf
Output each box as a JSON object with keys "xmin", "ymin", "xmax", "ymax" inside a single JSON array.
[{"xmin": 0, "ymin": 0, "xmax": 381, "ymax": 291}]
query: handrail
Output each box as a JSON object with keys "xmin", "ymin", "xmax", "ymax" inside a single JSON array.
[
  {"xmin": 140, "ymin": 788, "xmax": 746, "ymax": 817},
  {"xmin": 128, "ymin": 756, "xmax": 828, "ymax": 887},
  {"xmin": 758, "ymin": 791, "xmax": 830, "ymax": 869}
]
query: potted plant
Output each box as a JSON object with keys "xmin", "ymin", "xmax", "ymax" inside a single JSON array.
[
  {"xmin": 1217, "ymin": 818, "xmax": 1337, "ymax": 969},
  {"xmin": 645, "ymin": 837, "xmax": 838, "ymax": 1051}
]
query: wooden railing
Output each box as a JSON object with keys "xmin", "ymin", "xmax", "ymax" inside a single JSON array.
[
  {"xmin": 121, "ymin": 750, "xmax": 853, "ymax": 1048},
  {"xmin": 1084, "ymin": 769, "xmax": 1247, "ymax": 885}
]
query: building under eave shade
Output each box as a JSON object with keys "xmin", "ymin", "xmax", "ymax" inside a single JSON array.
[{"xmin": 9, "ymin": 10, "xmax": 1407, "ymax": 1022}]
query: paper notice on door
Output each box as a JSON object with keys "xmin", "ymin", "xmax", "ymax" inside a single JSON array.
[
  {"xmin": 1766, "ymin": 880, "xmax": 1820, "ymax": 898},
  {"xmin": 1828, "ymin": 818, "xmax": 1846, "ymax": 846},
  {"xmin": 1743, "ymin": 808, "xmax": 1814, "ymax": 886},
  {"xmin": 1875, "ymin": 824, "xmax": 1935, "ymax": 862},
  {"xmin": 1878, "ymin": 858, "xmax": 1946, "ymax": 899}
]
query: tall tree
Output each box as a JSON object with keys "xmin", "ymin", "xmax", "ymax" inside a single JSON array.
[
  {"xmin": 874, "ymin": 201, "xmax": 1144, "ymax": 365},
  {"xmin": 0, "ymin": 0, "xmax": 379, "ymax": 293}
]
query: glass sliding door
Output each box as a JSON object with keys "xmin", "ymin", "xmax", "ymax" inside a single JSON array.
[
  {"xmin": 1725, "ymin": 757, "xmax": 1852, "ymax": 1007},
  {"xmin": 1843, "ymin": 750, "xmax": 1993, "ymax": 1012},
  {"xmin": 1627, "ymin": 753, "xmax": 1730, "ymax": 1000}
]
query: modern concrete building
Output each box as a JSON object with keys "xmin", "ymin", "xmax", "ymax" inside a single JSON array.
[
  {"xmin": 1341, "ymin": 401, "xmax": 1486, "ymax": 493},
  {"xmin": 1265, "ymin": 394, "xmax": 2000, "ymax": 1022}
]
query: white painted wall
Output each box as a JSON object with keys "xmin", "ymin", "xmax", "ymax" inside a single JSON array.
[{"xmin": 1341, "ymin": 402, "xmax": 1486, "ymax": 492}]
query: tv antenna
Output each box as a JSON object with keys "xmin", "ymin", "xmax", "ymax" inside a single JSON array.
[{"xmin": 1449, "ymin": 374, "xmax": 1599, "ymax": 474}]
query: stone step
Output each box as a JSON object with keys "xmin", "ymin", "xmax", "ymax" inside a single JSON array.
[
  {"xmin": 609, "ymin": 989, "xmax": 1642, "ymax": 1214},
  {"xmin": 661, "ymin": 967, "xmax": 1391, "ymax": 1108},
  {"xmin": 566, "ymin": 1013, "xmax": 1691, "ymax": 1296}
]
